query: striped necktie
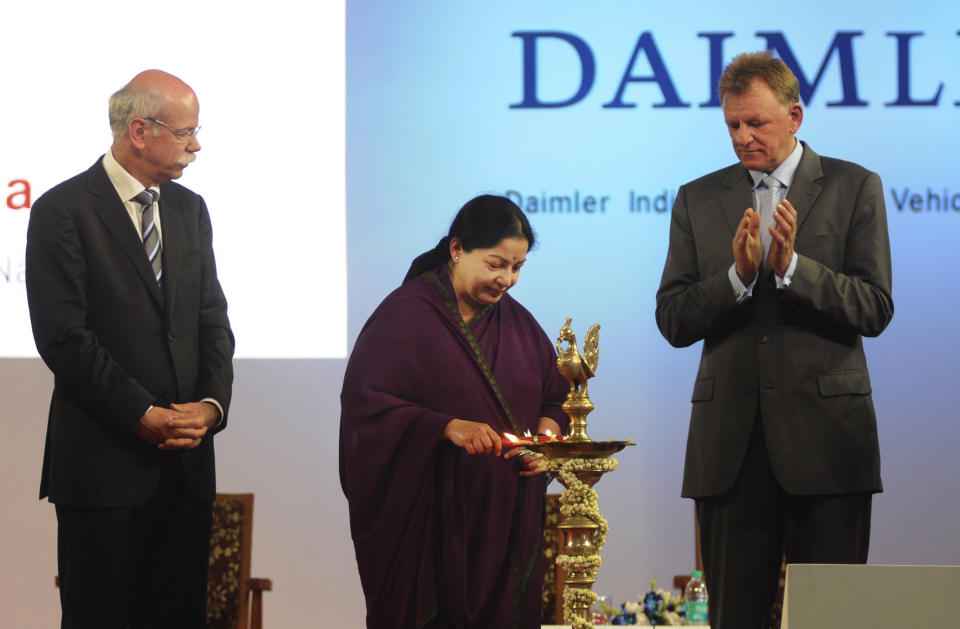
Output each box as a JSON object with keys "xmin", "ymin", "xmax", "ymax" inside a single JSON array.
[{"xmin": 134, "ymin": 189, "xmax": 162, "ymax": 284}]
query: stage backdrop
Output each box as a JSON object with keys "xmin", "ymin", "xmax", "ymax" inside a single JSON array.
[
  {"xmin": 345, "ymin": 0, "xmax": 960, "ymax": 618},
  {"xmin": 2, "ymin": 0, "xmax": 959, "ymax": 627}
]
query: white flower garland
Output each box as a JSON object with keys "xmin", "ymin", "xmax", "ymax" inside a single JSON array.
[
  {"xmin": 540, "ymin": 456, "xmax": 619, "ymax": 629},
  {"xmin": 561, "ymin": 588, "xmax": 598, "ymax": 629}
]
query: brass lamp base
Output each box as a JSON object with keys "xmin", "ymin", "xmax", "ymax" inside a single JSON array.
[{"xmin": 535, "ymin": 318, "xmax": 634, "ymax": 628}]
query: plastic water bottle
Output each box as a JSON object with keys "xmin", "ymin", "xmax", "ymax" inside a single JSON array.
[{"xmin": 684, "ymin": 569, "xmax": 709, "ymax": 624}]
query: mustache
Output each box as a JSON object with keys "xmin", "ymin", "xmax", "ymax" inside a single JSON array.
[{"xmin": 178, "ymin": 153, "xmax": 197, "ymax": 167}]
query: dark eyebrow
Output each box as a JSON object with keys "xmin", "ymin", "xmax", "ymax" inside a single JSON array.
[{"xmin": 487, "ymin": 254, "xmax": 526, "ymax": 265}]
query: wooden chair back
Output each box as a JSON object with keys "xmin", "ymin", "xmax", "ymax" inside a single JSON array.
[{"xmin": 206, "ymin": 493, "xmax": 272, "ymax": 629}]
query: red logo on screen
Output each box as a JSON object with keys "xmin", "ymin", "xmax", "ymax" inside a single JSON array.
[{"xmin": 7, "ymin": 179, "xmax": 31, "ymax": 210}]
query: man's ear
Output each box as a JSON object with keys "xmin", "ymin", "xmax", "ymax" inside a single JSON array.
[
  {"xmin": 788, "ymin": 102, "xmax": 803, "ymax": 134},
  {"xmin": 128, "ymin": 118, "xmax": 150, "ymax": 149}
]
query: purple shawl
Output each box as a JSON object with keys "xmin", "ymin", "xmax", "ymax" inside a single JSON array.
[{"xmin": 340, "ymin": 267, "xmax": 569, "ymax": 628}]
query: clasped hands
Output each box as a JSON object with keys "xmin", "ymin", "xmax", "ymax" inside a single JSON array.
[
  {"xmin": 443, "ymin": 417, "xmax": 562, "ymax": 477},
  {"xmin": 733, "ymin": 198, "xmax": 798, "ymax": 282},
  {"xmin": 134, "ymin": 402, "xmax": 219, "ymax": 450}
]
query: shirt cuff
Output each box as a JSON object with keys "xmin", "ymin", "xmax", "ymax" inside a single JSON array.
[
  {"xmin": 201, "ymin": 398, "xmax": 225, "ymax": 428},
  {"xmin": 775, "ymin": 252, "xmax": 799, "ymax": 289},
  {"xmin": 728, "ymin": 263, "xmax": 756, "ymax": 303}
]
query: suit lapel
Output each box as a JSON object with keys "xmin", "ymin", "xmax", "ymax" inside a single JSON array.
[
  {"xmin": 786, "ymin": 141, "xmax": 824, "ymax": 235},
  {"xmin": 87, "ymin": 161, "xmax": 164, "ymax": 309},
  {"xmin": 159, "ymin": 187, "xmax": 185, "ymax": 319},
  {"xmin": 719, "ymin": 164, "xmax": 754, "ymax": 235}
]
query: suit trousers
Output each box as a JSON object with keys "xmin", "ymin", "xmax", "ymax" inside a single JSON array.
[
  {"xmin": 56, "ymin": 456, "xmax": 213, "ymax": 629},
  {"xmin": 695, "ymin": 416, "xmax": 872, "ymax": 629}
]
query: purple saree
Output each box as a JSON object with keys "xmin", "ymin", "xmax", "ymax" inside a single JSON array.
[{"xmin": 340, "ymin": 267, "xmax": 569, "ymax": 628}]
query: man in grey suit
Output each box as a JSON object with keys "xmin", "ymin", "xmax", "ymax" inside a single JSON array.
[
  {"xmin": 26, "ymin": 70, "xmax": 234, "ymax": 628},
  {"xmin": 656, "ymin": 51, "xmax": 893, "ymax": 629}
]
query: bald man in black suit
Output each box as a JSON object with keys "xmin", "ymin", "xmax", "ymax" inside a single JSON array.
[{"xmin": 26, "ymin": 70, "xmax": 234, "ymax": 629}]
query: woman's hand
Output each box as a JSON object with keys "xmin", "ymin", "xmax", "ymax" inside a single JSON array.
[
  {"xmin": 443, "ymin": 418, "xmax": 503, "ymax": 456},
  {"xmin": 503, "ymin": 417, "xmax": 564, "ymax": 476},
  {"xmin": 504, "ymin": 448, "xmax": 544, "ymax": 476}
]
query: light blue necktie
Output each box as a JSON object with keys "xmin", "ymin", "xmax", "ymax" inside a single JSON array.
[{"xmin": 758, "ymin": 175, "xmax": 784, "ymax": 263}]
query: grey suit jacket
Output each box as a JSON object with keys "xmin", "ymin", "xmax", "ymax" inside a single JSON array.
[
  {"xmin": 656, "ymin": 142, "xmax": 893, "ymax": 498},
  {"xmin": 26, "ymin": 158, "xmax": 234, "ymax": 508}
]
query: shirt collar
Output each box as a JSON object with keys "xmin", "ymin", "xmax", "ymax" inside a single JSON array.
[
  {"xmin": 748, "ymin": 138, "xmax": 803, "ymax": 190},
  {"xmin": 102, "ymin": 150, "xmax": 160, "ymax": 204}
]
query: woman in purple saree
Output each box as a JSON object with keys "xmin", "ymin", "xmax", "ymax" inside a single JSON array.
[{"xmin": 340, "ymin": 195, "xmax": 570, "ymax": 628}]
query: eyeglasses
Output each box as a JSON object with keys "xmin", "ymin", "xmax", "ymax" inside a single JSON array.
[{"xmin": 145, "ymin": 117, "xmax": 201, "ymax": 141}]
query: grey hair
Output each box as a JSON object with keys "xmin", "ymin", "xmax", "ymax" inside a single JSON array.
[{"xmin": 108, "ymin": 85, "xmax": 167, "ymax": 139}]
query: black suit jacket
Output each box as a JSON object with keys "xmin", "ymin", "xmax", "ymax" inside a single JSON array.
[
  {"xmin": 26, "ymin": 158, "xmax": 234, "ymax": 508},
  {"xmin": 656, "ymin": 142, "xmax": 893, "ymax": 498}
]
